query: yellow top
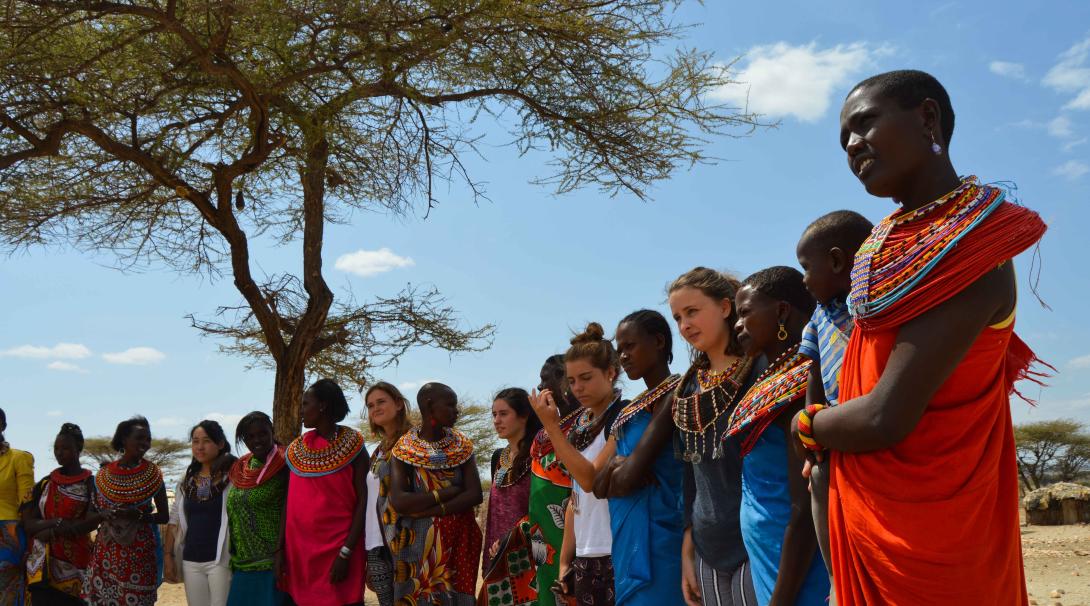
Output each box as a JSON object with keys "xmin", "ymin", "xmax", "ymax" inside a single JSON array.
[{"xmin": 0, "ymin": 445, "xmax": 35, "ymax": 520}]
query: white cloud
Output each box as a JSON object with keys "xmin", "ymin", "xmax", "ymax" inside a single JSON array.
[
  {"xmin": 398, "ymin": 379, "xmax": 441, "ymax": 393},
  {"xmin": 1, "ymin": 343, "xmax": 91, "ymax": 359},
  {"xmin": 710, "ymin": 42, "xmax": 890, "ymax": 122},
  {"xmin": 1048, "ymin": 115, "xmax": 1074, "ymax": 138},
  {"xmin": 102, "ymin": 347, "xmax": 166, "ymax": 365},
  {"xmin": 989, "ymin": 61, "xmax": 1027, "ymax": 80},
  {"xmin": 155, "ymin": 416, "xmax": 187, "ymax": 428},
  {"xmin": 46, "ymin": 410, "xmax": 63, "ymax": 417},
  {"xmin": 1063, "ymin": 137, "xmax": 1088, "ymax": 152},
  {"xmin": 334, "ymin": 248, "xmax": 415, "ymax": 277},
  {"xmin": 47, "ymin": 361, "xmax": 88, "ymax": 374},
  {"xmin": 1070, "ymin": 354, "xmax": 1090, "ymax": 369},
  {"xmin": 1053, "ymin": 159, "xmax": 1089, "ymax": 180},
  {"xmin": 1043, "ymin": 36, "xmax": 1090, "ymax": 111}
]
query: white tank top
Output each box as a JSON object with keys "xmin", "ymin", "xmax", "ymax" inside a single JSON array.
[
  {"xmin": 572, "ymin": 431, "xmax": 612, "ymax": 557},
  {"xmin": 364, "ymin": 465, "xmax": 383, "ymax": 550}
]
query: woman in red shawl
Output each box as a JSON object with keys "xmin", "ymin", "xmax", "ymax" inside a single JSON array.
[{"xmin": 790, "ymin": 70, "xmax": 1047, "ymax": 605}]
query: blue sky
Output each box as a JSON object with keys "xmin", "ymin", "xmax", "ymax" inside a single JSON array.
[{"xmin": 3, "ymin": 1, "xmax": 1089, "ymax": 476}]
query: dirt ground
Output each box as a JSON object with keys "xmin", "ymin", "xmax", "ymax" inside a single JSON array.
[{"xmin": 155, "ymin": 523, "xmax": 1090, "ymax": 605}]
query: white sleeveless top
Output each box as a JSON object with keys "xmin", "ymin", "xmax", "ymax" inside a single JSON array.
[{"xmin": 571, "ymin": 431, "xmax": 612, "ymax": 557}]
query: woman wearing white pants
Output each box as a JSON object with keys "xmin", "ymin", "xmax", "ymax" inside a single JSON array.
[{"xmin": 165, "ymin": 419, "xmax": 235, "ymax": 606}]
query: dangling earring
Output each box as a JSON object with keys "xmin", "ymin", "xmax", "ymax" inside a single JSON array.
[
  {"xmin": 929, "ymin": 131, "xmax": 943, "ymax": 155},
  {"xmin": 777, "ymin": 323, "xmax": 788, "ymax": 341}
]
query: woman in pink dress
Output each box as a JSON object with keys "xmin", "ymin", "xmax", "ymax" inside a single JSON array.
[{"xmin": 282, "ymin": 379, "xmax": 370, "ymax": 606}]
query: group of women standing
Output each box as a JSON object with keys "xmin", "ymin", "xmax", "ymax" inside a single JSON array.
[{"xmin": 0, "ymin": 68, "xmax": 1048, "ymax": 606}]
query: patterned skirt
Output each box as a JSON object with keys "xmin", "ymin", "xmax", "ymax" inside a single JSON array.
[
  {"xmin": 0, "ymin": 521, "xmax": 28, "ymax": 606},
  {"xmin": 84, "ymin": 521, "xmax": 162, "ymax": 606}
]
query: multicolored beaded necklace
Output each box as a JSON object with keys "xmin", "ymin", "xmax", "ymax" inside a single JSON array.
[
  {"xmin": 493, "ymin": 443, "xmax": 531, "ymax": 488},
  {"xmin": 285, "ymin": 425, "xmax": 365, "ymax": 478},
  {"xmin": 672, "ymin": 357, "xmax": 753, "ymax": 462},
  {"xmin": 95, "ymin": 459, "xmax": 163, "ymax": 505},
  {"xmin": 566, "ymin": 396, "xmax": 623, "ymax": 452},
  {"xmin": 392, "ymin": 427, "xmax": 475, "ymax": 470},
  {"xmin": 849, "ymin": 176, "xmax": 1006, "ymax": 320},
  {"xmin": 723, "ymin": 344, "xmax": 810, "ymax": 457},
  {"xmin": 612, "ymin": 374, "xmax": 683, "ymax": 435},
  {"xmin": 49, "ymin": 468, "xmax": 92, "ymax": 486},
  {"xmin": 230, "ymin": 446, "xmax": 287, "ymax": 489}
]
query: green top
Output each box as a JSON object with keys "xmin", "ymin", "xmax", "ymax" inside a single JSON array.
[{"xmin": 226, "ymin": 460, "xmax": 287, "ymax": 572}]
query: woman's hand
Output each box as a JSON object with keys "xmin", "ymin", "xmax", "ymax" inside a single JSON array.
[
  {"xmin": 530, "ymin": 389, "xmax": 562, "ymax": 429},
  {"xmin": 163, "ymin": 553, "xmax": 180, "ymax": 584},
  {"xmin": 681, "ymin": 528, "xmax": 702, "ymax": 606},
  {"xmin": 329, "ymin": 553, "xmax": 350, "ymax": 584}
]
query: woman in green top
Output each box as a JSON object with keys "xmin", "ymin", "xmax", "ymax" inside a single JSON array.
[{"xmin": 225, "ymin": 412, "xmax": 288, "ymax": 606}]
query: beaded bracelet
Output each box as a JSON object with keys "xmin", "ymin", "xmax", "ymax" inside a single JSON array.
[{"xmin": 797, "ymin": 403, "xmax": 826, "ymax": 452}]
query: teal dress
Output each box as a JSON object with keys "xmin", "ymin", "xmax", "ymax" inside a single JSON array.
[
  {"xmin": 739, "ymin": 425, "xmax": 829, "ymax": 605},
  {"xmin": 609, "ymin": 409, "xmax": 685, "ymax": 605}
]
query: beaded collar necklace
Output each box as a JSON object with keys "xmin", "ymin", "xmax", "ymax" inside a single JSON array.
[
  {"xmin": 612, "ymin": 374, "xmax": 682, "ymax": 434},
  {"xmin": 392, "ymin": 427, "xmax": 475, "ymax": 470},
  {"xmin": 230, "ymin": 446, "xmax": 287, "ymax": 490},
  {"xmin": 49, "ymin": 468, "xmax": 93, "ymax": 486},
  {"xmin": 723, "ymin": 344, "xmax": 810, "ymax": 456},
  {"xmin": 96, "ymin": 459, "xmax": 163, "ymax": 505},
  {"xmin": 493, "ymin": 443, "xmax": 531, "ymax": 488},
  {"xmin": 850, "ymin": 176, "xmax": 1006, "ymax": 320},
  {"xmin": 285, "ymin": 425, "xmax": 365, "ymax": 478},
  {"xmin": 566, "ymin": 395, "xmax": 623, "ymax": 452},
  {"xmin": 672, "ymin": 357, "xmax": 753, "ymax": 462}
]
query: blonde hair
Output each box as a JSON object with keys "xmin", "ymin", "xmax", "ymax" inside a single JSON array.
[
  {"xmin": 667, "ymin": 266, "xmax": 744, "ymax": 368},
  {"xmin": 365, "ymin": 382, "xmax": 413, "ymax": 451}
]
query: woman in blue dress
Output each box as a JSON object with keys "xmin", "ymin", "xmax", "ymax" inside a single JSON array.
[
  {"xmin": 593, "ymin": 310, "xmax": 685, "ymax": 605},
  {"xmin": 724, "ymin": 267, "xmax": 828, "ymax": 605}
]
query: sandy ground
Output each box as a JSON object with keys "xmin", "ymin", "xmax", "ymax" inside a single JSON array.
[
  {"xmin": 1023, "ymin": 524, "xmax": 1090, "ymax": 606},
  {"xmin": 155, "ymin": 523, "xmax": 1090, "ymax": 605}
]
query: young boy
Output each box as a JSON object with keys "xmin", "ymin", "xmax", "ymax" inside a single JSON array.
[{"xmin": 795, "ymin": 210, "xmax": 874, "ymax": 601}]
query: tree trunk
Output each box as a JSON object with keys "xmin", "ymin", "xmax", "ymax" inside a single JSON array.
[{"xmin": 272, "ymin": 353, "xmax": 308, "ymax": 444}]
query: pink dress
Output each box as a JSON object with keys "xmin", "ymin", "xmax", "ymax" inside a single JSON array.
[
  {"xmin": 483, "ymin": 472, "xmax": 530, "ymax": 572},
  {"xmin": 283, "ymin": 429, "xmax": 367, "ymax": 606}
]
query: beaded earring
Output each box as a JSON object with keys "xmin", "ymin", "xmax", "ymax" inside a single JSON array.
[{"xmin": 929, "ymin": 131, "xmax": 942, "ymax": 155}]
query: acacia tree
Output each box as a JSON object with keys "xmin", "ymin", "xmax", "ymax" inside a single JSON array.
[
  {"xmin": 81, "ymin": 436, "xmax": 191, "ymax": 478},
  {"xmin": 0, "ymin": 1, "xmax": 757, "ymax": 441},
  {"xmin": 1014, "ymin": 419, "xmax": 1088, "ymax": 489}
]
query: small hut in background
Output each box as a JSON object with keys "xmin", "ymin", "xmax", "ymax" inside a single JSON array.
[{"xmin": 1023, "ymin": 482, "xmax": 1090, "ymax": 525}]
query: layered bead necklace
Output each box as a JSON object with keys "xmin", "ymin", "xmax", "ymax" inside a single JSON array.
[
  {"xmin": 850, "ymin": 176, "xmax": 1006, "ymax": 320},
  {"xmin": 612, "ymin": 373, "xmax": 683, "ymax": 435},
  {"xmin": 392, "ymin": 427, "xmax": 475, "ymax": 470},
  {"xmin": 285, "ymin": 425, "xmax": 365, "ymax": 478},
  {"xmin": 724, "ymin": 344, "xmax": 810, "ymax": 456},
  {"xmin": 493, "ymin": 443, "xmax": 530, "ymax": 488},
  {"xmin": 672, "ymin": 357, "xmax": 753, "ymax": 462},
  {"xmin": 96, "ymin": 459, "xmax": 163, "ymax": 505}
]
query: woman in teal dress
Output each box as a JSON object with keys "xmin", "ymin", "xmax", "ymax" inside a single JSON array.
[{"xmin": 593, "ymin": 310, "xmax": 685, "ymax": 605}]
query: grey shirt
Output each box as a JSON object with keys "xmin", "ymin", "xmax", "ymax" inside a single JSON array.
[{"xmin": 682, "ymin": 358, "xmax": 765, "ymax": 572}]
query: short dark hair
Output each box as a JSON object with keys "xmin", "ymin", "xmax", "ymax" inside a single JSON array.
[
  {"xmin": 308, "ymin": 378, "xmax": 351, "ymax": 423},
  {"xmin": 235, "ymin": 411, "xmax": 275, "ymax": 448},
  {"xmin": 619, "ymin": 309, "xmax": 674, "ymax": 365},
  {"xmin": 742, "ymin": 266, "xmax": 816, "ymax": 317},
  {"xmin": 0, "ymin": 407, "xmax": 6, "ymax": 431},
  {"xmin": 58, "ymin": 423, "xmax": 85, "ymax": 452},
  {"xmin": 850, "ymin": 69, "xmax": 955, "ymax": 145},
  {"xmin": 111, "ymin": 416, "xmax": 151, "ymax": 452},
  {"xmin": 799, "ymin": 210, "xmax": 874, "ymax": 256}
]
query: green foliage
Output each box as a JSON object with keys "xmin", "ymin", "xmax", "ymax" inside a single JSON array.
[
  {"xmin": 1014, "ymin": 419, "xmax": 1090, "ymax": 489},
  {"xmin": 0, "ymin": 0, "xmax": 760, "ymax": 439}
]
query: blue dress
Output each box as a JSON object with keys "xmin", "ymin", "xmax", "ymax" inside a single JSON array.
[
  {"xmin": 609, "ymin": 409, "xmax": 685, "ymax": 605},
  {"xmin": 740, "ymin": 424, "xmax": 829, "ymax": 605}
]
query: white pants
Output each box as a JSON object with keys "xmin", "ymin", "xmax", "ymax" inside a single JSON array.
[{"xmin": 182, "ymin": 559, "xmax": 232, "ymax": 606}]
